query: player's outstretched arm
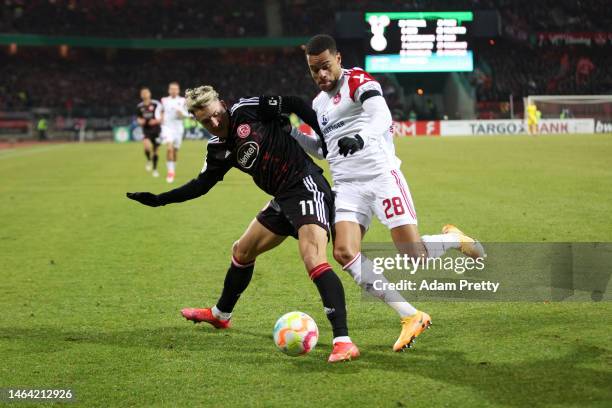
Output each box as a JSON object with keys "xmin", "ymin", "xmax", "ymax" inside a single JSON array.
[
  {"xmin": 126, "ymin": 192, "xmax": 161, "ymax": 207},
  {"xmin": 126, "ymin": 171, "xmax": 222, "ymax": 207},
  {"xmin": 127, "ymin": 139, "xmax": 232, "ymax": 207}
]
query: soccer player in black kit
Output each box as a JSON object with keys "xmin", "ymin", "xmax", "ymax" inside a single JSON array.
[
  {"xmin": 127, "ymin": 85, "xmax": 359, "ymax": 362},
  {"xmin": 136, "ymin": 87, "xmax": 163, "ymax": 177}
]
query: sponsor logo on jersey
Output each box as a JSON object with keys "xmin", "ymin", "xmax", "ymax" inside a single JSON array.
[
  {"xmin": 237, "ymin": 141, "xmax": 259, "ymax": 169},
  {"xmin": 237, "ymin": 123, "xmax": 251, "ymax": 138},
  {"xmin": 333, "ymin": 92, "xmax": 341, "ymax": 105},
  {"xmin": 322, "ymin": 120, "xmax": 345, "ymax": 135},
  {"xmin": 321, "ymin": 114, "xmax": 329, "ymax": 126}
]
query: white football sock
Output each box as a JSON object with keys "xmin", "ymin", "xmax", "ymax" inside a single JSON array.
[
  {"xmin": 333, "ymin": 336, "xmax": 352, "ymax": 344},
  {"xmin": 167, "ymin": 161, "xmax": 175, "ymax": 173},
  {"xmin": 211, "ymin": 305, "xmax": 231, "ymax": 321},
  {"xmin": 344, "ymin": 253, "xmax": 417, "ymax": 318},
  {"xmin": 421, "ymin": 233, "xmax": 460, "ymax": 258}
]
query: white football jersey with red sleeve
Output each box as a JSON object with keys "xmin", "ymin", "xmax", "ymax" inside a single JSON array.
[
  {"xmin": 312, "ymin": 67, "xmax": 400, "ymax": 182},
  {"xmin": 161, "ymin": 96, "xmax": 188, "ymax": 131}
]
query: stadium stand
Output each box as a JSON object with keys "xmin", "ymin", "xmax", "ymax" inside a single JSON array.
[
  {"xmin": 281, "ymin": 0, "xmax": 611, "ymax": 36},
  {"xmin": 1, "ymin": 0, "xmax": 611, "ymax": 124},
  {"xmin": 0, "ymin": 48, "xmax": 318, "ymax": 116},
  {"xmin": 0, "ymin": 0, "xmax": 266, "ymax": 38}
]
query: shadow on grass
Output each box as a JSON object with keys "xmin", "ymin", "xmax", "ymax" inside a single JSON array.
[
  {"xmin": 359, "ymin": 345, "xmax": 610, "ymax": 407},
  {"xmin": 286, "ymin": 342, "xmax": 611, "ymax": 407},
  {"xmin": 0, "ymin": 325, "xmax": 271, "ymax": 354},
  {"xmin": 1, "ymin": 325, "xmax": 610, "ymax": 407}
]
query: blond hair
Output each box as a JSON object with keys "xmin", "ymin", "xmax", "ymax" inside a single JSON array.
[{"xmin": 185, "ymin": 85, "xmax": 219, "ymax": 112}]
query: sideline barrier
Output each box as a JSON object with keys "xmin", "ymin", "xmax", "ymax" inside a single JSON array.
[
  {"xmin": 392, "ymin": 119, "xmax": 596, "ymax": 136},
  {"xmin": 106, "ymin": 118, "xmax": 609, "ymax": 141}
]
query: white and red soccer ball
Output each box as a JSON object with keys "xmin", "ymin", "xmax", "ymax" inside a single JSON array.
[{"xmin": 273, "ymin": 311, "xmax": 319, "ymax": 356}]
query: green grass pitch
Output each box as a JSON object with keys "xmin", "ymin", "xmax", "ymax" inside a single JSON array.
[{"xmin": 1, "ymin": 134, "xmax": 611, "ymax": 407}]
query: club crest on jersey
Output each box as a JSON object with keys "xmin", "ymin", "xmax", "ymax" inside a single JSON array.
[
  {"xmin": 321, "ymin": 114, "xmax": 329, "ymax": 126},
  {"xmin": 237, "ymin": 141, "xmax": 259, "ymax": 169},
  {"xmin": 237, "ymin": 124, "xmax": 251, "ymax": 138},
  {"xmin": 333, "ymin": 92, "xmax": 341, "ymax": 105}
]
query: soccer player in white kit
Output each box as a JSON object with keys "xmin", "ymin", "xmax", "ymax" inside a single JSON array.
[
  {"xmin": 161, "ymin": 82, "xmax": 189, "ymax": 183},
  {"xmin": 294, "ymin": 35, "xmax": 485, "ymax": 351}
]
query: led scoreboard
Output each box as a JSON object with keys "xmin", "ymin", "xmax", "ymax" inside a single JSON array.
[{"xmin": 365, "ymin": 11, "xmax": 474, "ymax": 73}]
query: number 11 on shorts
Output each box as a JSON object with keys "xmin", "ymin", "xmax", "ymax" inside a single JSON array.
[{"xmin": 299, "ymin": 200, "xmax": 314, "ymax": 215}]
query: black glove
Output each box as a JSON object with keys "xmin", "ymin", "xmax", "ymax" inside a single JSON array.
[
  {"xmin": 337, "ymin": 134, "xmax": 364, "ymax": 157},
  {"xmin": 126, "ymin": 192, "xmax": 162, "ymax": 207}
]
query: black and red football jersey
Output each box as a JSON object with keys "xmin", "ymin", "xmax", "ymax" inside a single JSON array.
[{"xmin": 136, "ymin": 99, "xmax": 162, "ymax": 135}]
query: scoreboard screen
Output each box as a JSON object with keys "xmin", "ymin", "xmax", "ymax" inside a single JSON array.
[{"xmin": 365, "ymin": 11, "xmax": 474, "ymax": 73}]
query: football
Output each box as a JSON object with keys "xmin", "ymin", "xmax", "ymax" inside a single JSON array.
[{"xmin": 273, "ymin": 311, "xmax": 319, "ymax": 356}]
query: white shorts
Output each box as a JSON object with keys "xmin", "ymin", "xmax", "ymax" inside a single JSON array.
[
  {"xmin": 160, "ymin": 126, "xmax": 184, "ymax": 149},
  {"xmin": 333, "ymin": 169, "xmax": 418, "ymax": 229}
]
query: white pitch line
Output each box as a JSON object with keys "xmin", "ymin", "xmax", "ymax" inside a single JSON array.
[{"xmin": 0, "ymin": 144, "xmax": 71, "ymax": 161}]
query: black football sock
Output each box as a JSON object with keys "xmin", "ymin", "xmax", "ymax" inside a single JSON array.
[
  {"xmin": 145, "ymin": 150, "xmax": 151, "ymax": 160},
  {"xmin": 309, "ymin": 263, "xmax": 349, "ymax": 338},
  {"xmin": 152, "ymin": 154, "xmax": 159, "ymax": 170},
  {"xmin": 216, "ymin": 257, "xmax": 255, "ymax": 314}
]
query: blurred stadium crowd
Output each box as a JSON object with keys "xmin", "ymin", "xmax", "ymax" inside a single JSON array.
[
  {"xmin": 474, "ymin": 45, "xmax": 611, "ymax": 101},
  {"xmin": 1, "ymin": 0, "xmax": 611, "ymax": 119},
  {"xmin": 3, "ymin": 0, "xmax": 610, "ymax": 37},
  {"xmin": 0, "ymin": 0, "xmax": 266, "ymax": 38},
  {"xmin": 0, "ymin": 48, "xmax": 318, "ymax": 116}
]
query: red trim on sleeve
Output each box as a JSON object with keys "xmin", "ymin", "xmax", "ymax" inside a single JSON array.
[{"xmin": 348, "ymin": 69, "xmax": 376, "ymax": 101}]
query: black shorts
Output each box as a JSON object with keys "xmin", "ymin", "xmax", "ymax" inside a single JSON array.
[
  {"xmin": 256, "ymin": 172, "xmax": 334, "ymax": 239},
  {"xmin": 144, "ymin": 132, "xmax": 160, "ymax": 147}
]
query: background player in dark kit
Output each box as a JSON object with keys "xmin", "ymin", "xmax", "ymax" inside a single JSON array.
[
  {"xmin": 136, "ymin": 87, "xmax": 163, "ymax": 176},
  {"xmin": 127, "ymin": 85, "xmax": 360, "ymax": 363}
]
